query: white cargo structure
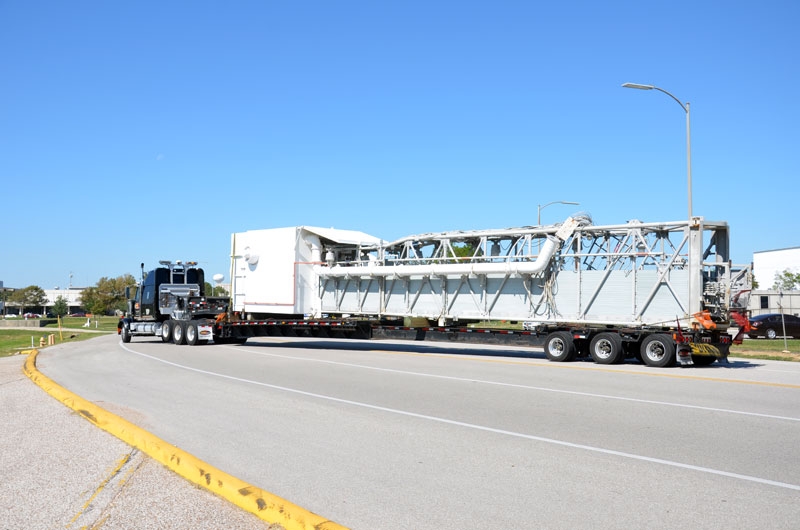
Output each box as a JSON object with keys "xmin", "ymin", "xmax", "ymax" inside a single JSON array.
[
  {"xmin": 231, "ymin": 216, "xmax": 749, "ymax": 330},
  {"xmin": 230, "ymin": 226, "xmax": 382, "ymax": 316}
]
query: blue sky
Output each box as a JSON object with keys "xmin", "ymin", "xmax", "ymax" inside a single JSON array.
[{"xmin": 1, "ymin": 1, "xmax": 797, "ymax": 289}]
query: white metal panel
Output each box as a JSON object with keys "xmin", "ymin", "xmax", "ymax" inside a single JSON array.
[
  {"xmin": 580, "ymin": 271, "xmax": 633, "ymax": 322},
  {"xmin": 636, "ymin": 270, "xmax": 688, "ymax": 324},
  {"xmin": 232, "ymin": 227, "xmax": 298, "ymax": 314}
]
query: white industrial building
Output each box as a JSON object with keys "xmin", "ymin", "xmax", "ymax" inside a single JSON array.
[
  {"xmin": 748, "ymin": 290, "xmax": 800, "ymax": 317},
  {"xmin": 44, "ymin": 288, "xmax": 85, "ymax": 312},
  {"xmin": 752, "ymin": 246, "xmax": 800, "ymax": 289}
]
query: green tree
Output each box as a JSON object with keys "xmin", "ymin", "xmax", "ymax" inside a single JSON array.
[
  {"xmin": 0, "ymin": 288, "xmax": 10, "ymax": 316},
  {"xmin": 772, "ymin": 269, "xmax": 800, "ymax": 290},
  {"xmin": 52, "ymin": 295, "xmax": 69, "ymax": 318},
  {"xmin": 80, "ymin": 274, "xmax": 136, "ymax": 315},
  {"xmin": 10, "ymin": 285, "xmax": 47, "ymax": 313},
  {"xmin": 204, "ymin": 281, "xmax": 229, "ymax": 297},
  {"xmin": 451, "ymin": 242, "xmax": 476, "ymax": 259}
]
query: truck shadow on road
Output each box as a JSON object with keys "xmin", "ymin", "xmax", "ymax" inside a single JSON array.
[{"xmin": 229, "ymin": 338, "xmax": 764, "ymax": 370}]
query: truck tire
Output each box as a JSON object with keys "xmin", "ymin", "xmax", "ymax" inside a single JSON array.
[
  {"xmin": 186, "ymin": 321, "xmax": 199, "ymax": 346},
  {"xmin": 640, "ymin": 334, "xmax": 676, "ymax": 367},
  {"xmin": 544, "ymin": 331, "xmax": 576, "ymax": 362},
  {"xmin": 172, "ymin": 321, "xmax": 186, "ymax": 345},
  {"xmin": 589, "ymin": 332, "xmax": 623, "ymax": 364},
  {"xmin": 161, "ymin": 321, "xmax": 173, "ymax": 343},
  {"xmin": 121, "ymin": 325, "xmax": 131, "ymax": 343}
]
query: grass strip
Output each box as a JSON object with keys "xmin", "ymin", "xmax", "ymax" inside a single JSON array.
[{"xmin": 0, "ymin": 329, "xmax": 99, "ymax": 357}]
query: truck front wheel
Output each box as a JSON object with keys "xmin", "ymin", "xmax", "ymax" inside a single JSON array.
[
  {"xmin": 172, "ymin": 322, "xmax": 186, "ymax": 345},
  {"xmin": 544, "ymin": 331, "xmax": 576, "ymax": 362},
  {"xmin": 640, "ymin": 334, "xmax": 676, "ymax": 367},
  {"xmin": 121, "ymin": 325, "xmax": 131, "ymax": 343}
]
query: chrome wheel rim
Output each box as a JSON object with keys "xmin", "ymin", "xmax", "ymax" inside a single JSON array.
[
  {"xmin": 548, "ymin": 338, "xmax": 565, "ymax": 356},
  {"xmin": 594, "ymin": 339, "xmax": 613, "ymax": 359},
  {"xmin": 645, "ymin": 341, "xmax": 665, "ymax": 361}
]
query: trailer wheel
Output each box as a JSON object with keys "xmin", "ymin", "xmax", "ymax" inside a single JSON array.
[
  {"xmin": 691, "ymin": 354, "xmax": 716, "ymax": 366},
  {"xmin": 121, "ymin": 325, "xmax": 131, "ymax": 343},
  {"xmin": 186, "ymin": 321, "xmax": 198, "ymax": 346},
  {"xmin": 544, "ymin": 331, "xmax": 576, "ymax": 362},
  {"xmin": 589, "ymin": 332, "xmax": 624, "ymax": 364},
  {"xmin": 640, "ymin": 334, "xmax": 676, "ymax": 367},
  {"xmin": 161, "ymin": 321, "xmax": 173, "ymax": 343},
  {"xmin": 172, "ymin": 322, "xmax": 186, "ymax": 345}
]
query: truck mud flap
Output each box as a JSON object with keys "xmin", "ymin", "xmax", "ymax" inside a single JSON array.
[{"xmin": 689, "ymin": 343, "xmax": 722, "ymax": 358}]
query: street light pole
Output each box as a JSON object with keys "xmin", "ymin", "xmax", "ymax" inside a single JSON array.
[
  {"xmin": 537, "ymin": 200, "xmax": 579, "ymax": 254},
  {"xmin": 622, "ymin": 83, "xmax": 692, "ymax": 220}
]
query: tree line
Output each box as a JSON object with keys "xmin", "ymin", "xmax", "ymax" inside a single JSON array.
[
  {"xmin": 2, "ymin": 275, "xmax": 136, "ymax": 317},
  {"xmin": 2, "ymin": 274, "xmax": 229, "ymax": 317}
]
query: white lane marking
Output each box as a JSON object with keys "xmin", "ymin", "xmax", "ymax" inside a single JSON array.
[
  {"xmin": 221, "ymin": 345, "xmax": 800, "ymax": 423},
  {"xmin": 119, "ymin": 342, "xmax": 800, "ymax": 492}
]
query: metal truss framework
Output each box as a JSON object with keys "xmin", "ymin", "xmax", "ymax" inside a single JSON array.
[{"xmin": 317, "ymin": 217, "xmax": 750, "ymax": 327}]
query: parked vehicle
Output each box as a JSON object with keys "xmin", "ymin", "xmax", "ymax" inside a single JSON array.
[
  {"xmin": 747, "ymin": 313, "xmax": 800, "ymax": 339},
  {"xmin": 70, "ymin": 312, "xmax": 87, "ymax": 317}
]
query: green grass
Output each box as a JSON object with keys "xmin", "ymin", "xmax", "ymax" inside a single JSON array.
[
  {"xmin": 729, "ymin": 339, "xmax": 800, "ymax": 362},
  {"xmin": 732, "ymin": 339, "xmax": 800, "ymax": 353},
  {"xmin": 0, "ymin": 329, "xmax": 101, "ymax": 357},
  {"xmin": 43, "ymin": 316, "xmax": 120, "ymax": 332}
]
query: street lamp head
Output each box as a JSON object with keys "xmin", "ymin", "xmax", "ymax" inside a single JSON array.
[
  {"xmin": 622, "ymin": 83, "xmax": 655, "ymax": 90},
  {"xmin": 562, "ymin": 201, "xmax": 580, "ymax": 206}
]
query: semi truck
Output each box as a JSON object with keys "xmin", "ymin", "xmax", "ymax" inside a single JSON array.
[{"xmin": 118, "ymin": 214, "xmax": 751, "ymax": 367}]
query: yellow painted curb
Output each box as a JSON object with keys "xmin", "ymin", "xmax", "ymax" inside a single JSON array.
[{"xmin": 23, "ymin": 349, "xmax": 347, "ymax": 530}]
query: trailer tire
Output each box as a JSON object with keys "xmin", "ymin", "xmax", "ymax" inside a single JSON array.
[
  {"xmin": 172, "ymin": 321, "xmax": 186, "ymax": 345},
  {"xmin": 640, "ymin": 334, "xmax": 676, "ymax": 367},
  {"xmin": 161, "ymin": 321, "xmax": 173, "ymax": 343},
  {"xmin": 589, "ymin": 332, "xmax": 624, "ymax": 364},
  {"xmin": 121, "ymin": 325, "xmax": 131, "ymax": 343},
  {"xmin": 544, "ymin": 331, "xmax": 576, "ymax": 362},
  {"xmin": 691, "ymin": 354, "xmax": 717, "ymax": 366},
  {"xmin": 186, "ymin": 321, "xmax": 198, "ymax": 346}
]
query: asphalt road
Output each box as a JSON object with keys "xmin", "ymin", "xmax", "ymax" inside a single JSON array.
[{"xmin": 38, "ymin": 333, "xmax": 800, "ymax": 529}]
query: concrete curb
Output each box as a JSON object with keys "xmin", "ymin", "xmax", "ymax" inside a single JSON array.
[{"xmin": 22, "ymin": 349, "xmax": 347, "ymax": 530}]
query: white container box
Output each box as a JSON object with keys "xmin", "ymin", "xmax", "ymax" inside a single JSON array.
[{"xmin": 230, "ymin": 226, "xmax": 381, "ymax": 316}]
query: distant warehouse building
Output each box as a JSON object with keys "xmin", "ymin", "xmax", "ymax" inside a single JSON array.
[
  {"xmin": 752, "ymin": 246, "xmax": 800, "ymax": 289},
  {"xmin": 749, "ymin": 246, "xmax": 800, "ymax": 317},
  {"xmin": 749, "ymin": 290, "xmax": 800, "ymax": 317},
  {"xmin": 44, "ymin": 288, "xmax": 85, "ymax": 313}
]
